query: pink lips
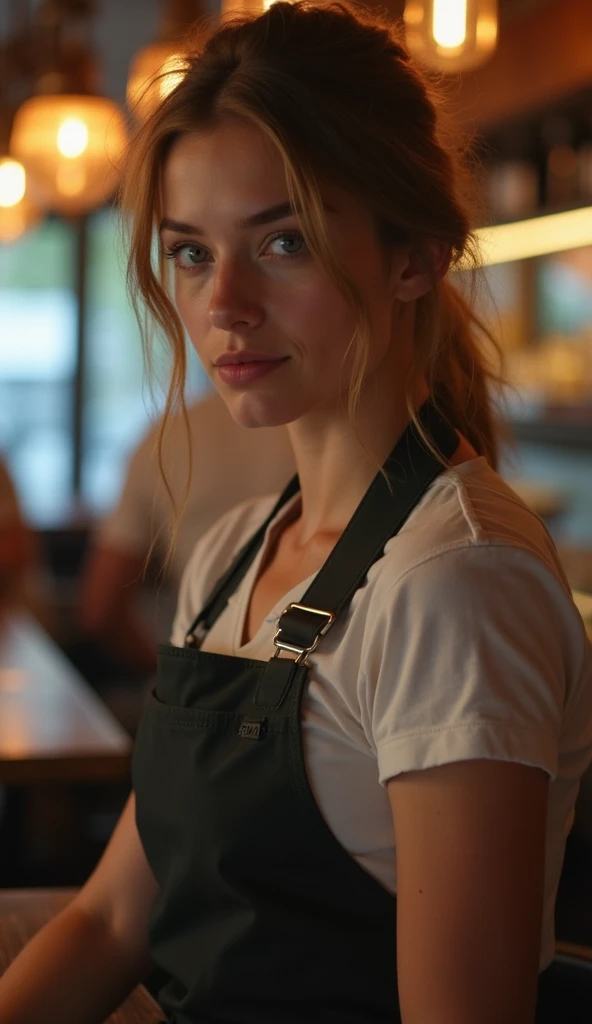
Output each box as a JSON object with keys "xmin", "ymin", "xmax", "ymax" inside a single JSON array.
[{"xmin": 213, "ymin": 350, "xmax": 288, "ymax": 386}]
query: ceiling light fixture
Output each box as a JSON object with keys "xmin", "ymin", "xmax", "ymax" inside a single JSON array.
[
  {"xmin": 404, "ymin": 0, "xmax": 499, "ymax": 73},
  {"xmin": 127, "ymin": 0, "xmax": 206, "ymax": 122},
  {"xmin": 475, "ymin": 207, "xmax": 592, "ymax": 267},
  {"xmin": 9, "ymin": 0, "xmax": 128, "ymax": 217}
]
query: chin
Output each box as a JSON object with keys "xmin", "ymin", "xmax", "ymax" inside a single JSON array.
[{"xmin": 223, "ymin": 391, "xmax": 299, "ymax": 430}]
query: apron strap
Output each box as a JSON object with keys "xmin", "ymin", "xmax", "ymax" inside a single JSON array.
[
  {"xmin": 185, "ymin": 400, "xmax": 457, "ymax": 650},
  {"xmin": 185, "ymin": 473, "xmax": 300, "ymax": 645},
  {"xmin": 273, "ymin": 401, "xmax": 458, "ymax": 663}
]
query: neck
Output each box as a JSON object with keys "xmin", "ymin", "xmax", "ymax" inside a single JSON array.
[{"xmin": 286, "ymin": 366, "xmax": 430, "ymax": 546}]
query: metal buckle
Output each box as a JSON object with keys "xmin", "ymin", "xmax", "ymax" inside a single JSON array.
[{"xmin": 273, "ymin": 603, "xmax": 335, "ymax": 665}]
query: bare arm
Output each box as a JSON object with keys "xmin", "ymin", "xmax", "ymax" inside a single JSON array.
[
  {"xmin": 80, "ymin": 544, "xmax": 157, "ymax": 676},
  {"xmin": 388, "ymin": 758, "xmax": 549, "ymax": 1024},
  {"xmin": 0, "ymin": 794, "xmax": 160, "ymax": 1024}
]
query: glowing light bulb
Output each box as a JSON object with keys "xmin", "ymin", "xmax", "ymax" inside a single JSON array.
[
  {"xmin": 11, "ymin": 95, "xmax": 127, "ymax": 214},
  {"xmin": 404, "ymin": 0, "xmax": 498, "ymax": 73},
  {"xmin": 433, "ymin": 0, "xmax": 468, "ymax": 49},
  {"xmin": 56, "ymin": 118, "xmax": 89, "ymax": 158},
  {"xmin": 0, "ymin": 159, "xmax": 26, "ymax": 207}
]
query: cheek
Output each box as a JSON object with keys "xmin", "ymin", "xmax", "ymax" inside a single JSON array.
[
  {"xmin": 174, "ymin": 279, "xmax": 210, "ymax": 349},
  {"xmin": 282, "ymin": 279, "xmax": 356, "ymax": 360}
]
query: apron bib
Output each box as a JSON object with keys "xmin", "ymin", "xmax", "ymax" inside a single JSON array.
[{"xmin": 132, "ymin": 404, "xmax": 555, "ymax": 1023}]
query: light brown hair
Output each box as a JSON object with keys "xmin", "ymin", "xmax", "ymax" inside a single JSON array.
[{"xmin": 121, "ymin": 0, "xmax": 502, "ymax": 526}]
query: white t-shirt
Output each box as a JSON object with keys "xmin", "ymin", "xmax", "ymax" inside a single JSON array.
[
  {"xmin": 99, "ymin": 392, "xmax": 294, "ymax": 585},
  {"xmin": 172, "ymin": 456, "xmax": 592, "ymax": 970}
]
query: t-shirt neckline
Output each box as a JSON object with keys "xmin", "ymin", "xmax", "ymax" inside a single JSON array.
[{"xmin": 231, "ymin": 456, "xmax": 487, "ymax": 653}]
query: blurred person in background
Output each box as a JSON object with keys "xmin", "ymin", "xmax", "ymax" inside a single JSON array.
[
  {"xmin": 79, "ymin": 390, "xmax": 293, "ymax": 681},
  {"xmin": 0, "ymin": 452, "xmax": 45, "ymax": 621}
]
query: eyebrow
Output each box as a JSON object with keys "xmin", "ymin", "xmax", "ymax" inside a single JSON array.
[{"xmin": 159, "ymin": 201, "xmax": 300, "ymax": 236}]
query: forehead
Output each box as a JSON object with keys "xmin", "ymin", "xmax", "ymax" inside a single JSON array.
[{"xmin": 162, "ymin": 121, "xmax": 290, "ymax": 217}]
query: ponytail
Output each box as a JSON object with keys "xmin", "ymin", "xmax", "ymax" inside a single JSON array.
[{"xmin": 409, "ymin": 277, "xmax": 504, "ymax": 470}]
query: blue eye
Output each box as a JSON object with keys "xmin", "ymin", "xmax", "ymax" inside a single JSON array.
[
  {"xmin": 165, "ymin": 243, "xmax": 209, "ymax": 268},
  {"xmin": 266, "ymin": 232, "xmax": 308, "ymax": 257}
]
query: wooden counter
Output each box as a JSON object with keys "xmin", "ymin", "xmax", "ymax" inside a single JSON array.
[{"xmin": 0, "ymin": 612, "xmax": 131, "ymax": 784}]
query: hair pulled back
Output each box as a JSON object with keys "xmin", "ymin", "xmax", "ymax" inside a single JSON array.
[{"xmin": 122, "ymin": 0, "xmax": 502, "ymax": 473}]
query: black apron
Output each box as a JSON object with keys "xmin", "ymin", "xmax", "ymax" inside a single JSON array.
[{"xmin": 132, "ymin": 403, "xmax": 557, "ymax": 1024}]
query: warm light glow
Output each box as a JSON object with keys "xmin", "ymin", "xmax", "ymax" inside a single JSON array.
[
  {"xmin": 404, "ymin": 0, "xmax": 499, "ymax": 73},
  {"xmin": 56, "ymin": 117, "xmax": 89, "ymax": 158},
  {"xmin": 127, "ymin": 44, "xmax": 188, "ymax": 121},
  {"xmin": 0, "ymin": 159, "xmax": 26, "ymax": 207},
  {"xmin": 56, "ymin": 163, "xmax": 87, "ymax": 196},
  {"xmin": 403, "ymin": 1, "xmax": 423, "ymax": 27},
  {"xmin": 475, "ymin": 207, "xmax": 592, "ymax": 267},
  {"xmin": 0, "ymin": 165, "xmax": 42, "ymax": 242},
  {"xmin": 476, "ymin": 11, "xmax": 497, "ymax": 46},
  {"xmin": 433, "ymin": 0, "xmax": 467, "ymax": 49},
  {"xmin": 221, "ymin": 0, "xmax": 277, "ymax": 14},
  {"xmin": 10, "ymin": 95, "xmax": 128, "ymax": 215}
]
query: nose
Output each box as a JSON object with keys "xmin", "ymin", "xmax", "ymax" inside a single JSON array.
[{"xmin": 207, "ymin": 260, "xmax": 264, "ymax": 333}]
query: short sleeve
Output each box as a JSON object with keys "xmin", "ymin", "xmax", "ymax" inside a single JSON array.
[
  {"xmin": 363, "ymin": 544, "xmax": 586, "ymax": 786},
  {"xmin": 97, "ymin": 430, "xmax": 158, "ymax": 557}
]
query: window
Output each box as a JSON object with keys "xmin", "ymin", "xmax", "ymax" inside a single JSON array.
[
  {"xmin": 0, "ymin": 218, "xmax": 76, "ymax": 524},
  {"xmin": 0, "ymin": 209, "xmax": 210, "ymax": 525},
  {"xmin": 83, "ymin": 207, "xmax": 209, "ymax": 514}
]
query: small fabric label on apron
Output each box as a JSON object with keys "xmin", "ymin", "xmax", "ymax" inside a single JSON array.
[{"xmin": 238, "ymin": 717, "xmax": 267, "ymax": 741}]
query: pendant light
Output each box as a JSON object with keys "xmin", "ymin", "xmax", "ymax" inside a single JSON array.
[
  {"xmin": 0, "ymin": 119, "xmax": 42, "ymax": 244},
  {"xmin": 0, "ymin": 10, "xmax": 42, "ymax": 242},
  {"xmin": 127, "ymin": 0, "xmax": 205, "ymax": 122},
  {"xmin": 10, "ymin": 0, "xmax": 128, "ymax": 217},
  {"xmin": 220, "ymin": 0, "xmax": 269, "ymax": 14},
  {"xmin": 404, "ymin": 0, "xmax": 499, "ymax": 74}
]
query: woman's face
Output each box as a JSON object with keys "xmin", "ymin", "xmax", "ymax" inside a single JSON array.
[{"xmin": 161, "ymin": 119, "xmax": 410, "ymax": 429}]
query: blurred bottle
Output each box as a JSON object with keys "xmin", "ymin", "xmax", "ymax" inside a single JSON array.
[
  {"xmin": 486, "ymin": 159, "xmax": 539, "ymax": 221},
  {"xmin": 577, "ymin": 141, "xmax": 592, "ymax": 203},
  {"xmin": 542, "ymin": 117, "xmax": 578, "ymax": 207}
]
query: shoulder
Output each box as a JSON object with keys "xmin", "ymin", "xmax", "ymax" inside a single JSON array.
[
  {"xmin": 109, "ymin": 394, "xmax": 240, "ymax": 513},
  {"xmin": 375, "ymin": 457, "xmax": 568, "ymax": 592},
  {"xmin": 363, "ymin": 458, "xmax": 584, "ymax": 670},
  {"xmin": 170, "ymin": 493, "xmax": 279, "ymax": 645},
  {"xmin": 126, "ymin": 393, "xmax": 227, "ymax": 471},
  {"xmin": 351, "ymin": 461, "xmax": 591, "ymax": 777}
]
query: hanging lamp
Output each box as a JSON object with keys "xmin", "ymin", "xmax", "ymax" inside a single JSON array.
[
  {"xmin": 127, "ymin": 0, "xmax": 206, "ymax": 122},
  {"xmin": 404, "ymin": 0, "xmax": 499, "ymax": 73},
  {"xmin": 10, "ymin": 0, "xmax": 128, "ymax": 217},
  {"xmin": 0, "ymin": 115, "xmax": 42, "ymax": 244},
  {"xmin": 220, "ymin": 0, "xmax": 270, "ymax": 14},
  {"xmin": 0, "ymin": 11, "xmax": 43, "ymax": 242}
]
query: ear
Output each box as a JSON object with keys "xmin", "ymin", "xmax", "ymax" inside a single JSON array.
[{"xmin": 390, "ymin": 240, "xmax": 452, "ymax": 302}]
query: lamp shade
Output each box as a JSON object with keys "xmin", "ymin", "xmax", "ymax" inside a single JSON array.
[
  {"xmin": 0, "ymin": 157, "xmax": 43, "ymax": 242},
  {"xmin": 404, "ymin": 0, "xmax": 498, "ymax": 73},
  {"xmin": 221, "ymin": 0, "xmax": 275, "ymax": 13},
  {"xmin": 10, "ymin": 94, "xmax": 128, "ymax": 216},
  {"xmin": 127, "ymin": 44, "xmax": 187, "ymax": 121}
]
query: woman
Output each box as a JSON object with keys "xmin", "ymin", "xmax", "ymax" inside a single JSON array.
[{"xmin": 0, "ymin": 3, "xmax": 591, "ymax": 1022}]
